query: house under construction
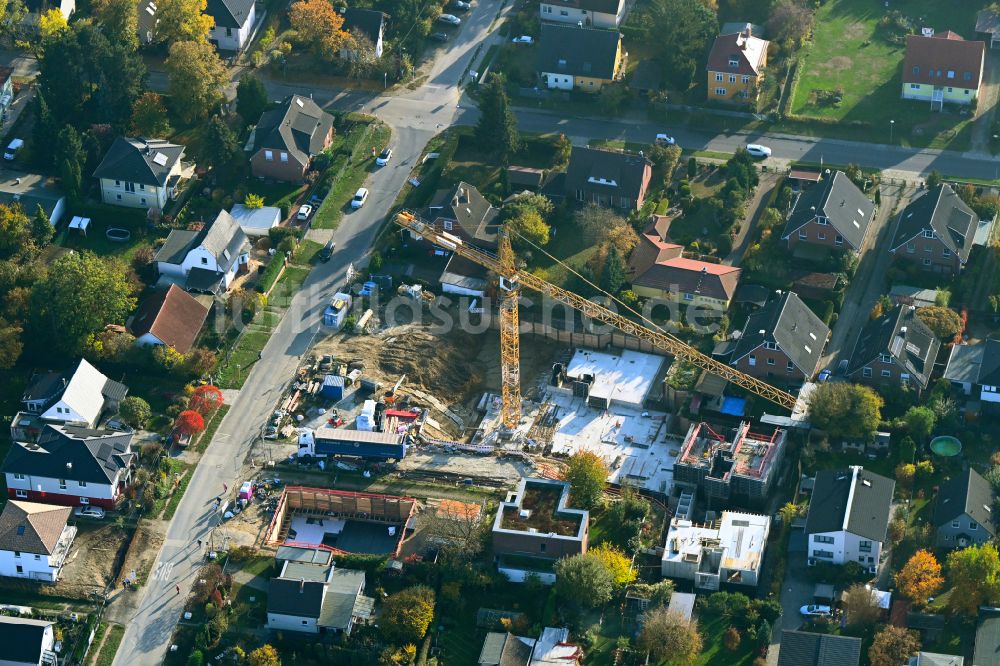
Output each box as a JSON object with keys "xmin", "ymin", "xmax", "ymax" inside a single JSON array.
[{"xmin": 673, "ymin": 421, "xmax": 786, "ymax": 506}]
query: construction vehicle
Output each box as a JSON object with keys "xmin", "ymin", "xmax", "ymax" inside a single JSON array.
[
  {"xmin": 384, "ymin": 374, "xmax": 407, "ymax": 406},
  {"xmin": 393, "ymin": 211, "xmax": 797, "ymax": 430}
]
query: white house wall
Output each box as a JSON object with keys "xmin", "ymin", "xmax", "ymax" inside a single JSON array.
[
  {"xmin": 135, "ymin": 332, "xmax": 166, "ymax": 348},
  {"xmin": 210, "ymin": 4, "xmax": 256, "ymax": 51},
  {"xmin": 542, "ymin": 72, "xmax": 574, "ymax": 90},
  {"xmin": 267, "ymin": 612, "xmax": 319, "ymax": 633},
  {"xmin": 0, "ymin": 548, "xmax": 62, "ymax": 581},
  {"xmin": 6, "ymin": 472, "xmax": 118, "ymax": 501},
  {"xmin": 100, "ymin": 178, "xmax": 166, "ymax": 209},
  {"xmin": 40, "ymin": 399, "xmax": 89, "ymax": 426},
  {"xmin": 498, "ymin": 566, "xmax": 556, "ymax": 585},
  {"xmin": 540, "ymin": 4, "xmax": 619, "ymax": 28}
]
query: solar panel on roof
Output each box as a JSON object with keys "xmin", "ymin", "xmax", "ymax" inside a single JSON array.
[{"xmin": 152, "ymin": 152, "xmax": 168, "ymax": 166}]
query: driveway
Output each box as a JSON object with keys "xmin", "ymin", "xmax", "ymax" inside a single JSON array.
[
  {"xmin": 971, "ymin": 50, "xmax": 1000, "ymax": 153},
  {"xmin": 724, "ymin": 171, "xmax": 782, "ymax": 266},
  {"xmin": 767, "ymin": 527, "xmax": 813, "ymax": 665},
  {"xmin": 817, "ymin": 183, "xmax": 913, "ymax": 372}
]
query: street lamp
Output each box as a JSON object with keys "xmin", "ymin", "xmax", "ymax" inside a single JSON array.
[
  {"xmin": 384, "ymin": 71, "xmax": 387, "ymax": 89},
  {"xmin": 889, "ymin": 119, "xmax": 895, "ymax": 145}
]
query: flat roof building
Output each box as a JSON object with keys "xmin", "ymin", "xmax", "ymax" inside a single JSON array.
[
  {"xmin": 674, "ymin": 422, "xmax": 786, "ymax": 506},
  {"xmin": 661, "ymin": 511, "xmax": 769, "ymax": 590},
  {"xmin": 560, "ymin": 348, "xmax": 665, "ymax": 410}
]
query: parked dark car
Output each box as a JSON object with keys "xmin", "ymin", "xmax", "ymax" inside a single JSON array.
[{"xmin": 318, "ymin": 240, "xmax": 336, "ymax": 262}]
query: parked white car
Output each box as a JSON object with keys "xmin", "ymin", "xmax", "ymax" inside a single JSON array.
[
  {"xmin": 4, "ymin": 138, "xmax": 23, "ymax": 160},
  {"xmin": 512, "ymin": 35, "xmax": 534, "ymax": 44},
  {"xmin": 799, "ymin": 604, "xmax": 832, "ymax": 618},
  {"xmin": 74, "ymin": 506, "xmax": 106, "ymax": 520},
  {"xmin": 746, "ymin": 143, "xmax": 772, "ymax": 158},
  {"xmin": 296, "ymin": 204, "xmax": 313, "ymax": 220},
  {"xmin": 437, "ymin": 13, "xmax": 461, "ymax": 25},
  {"xmin": 376, "ymin": 148, "xmax": 392, "ymax": 166},
  {"xmin": 351, "ymin": 188, "xmax": 369, "ymax": 209},
  {"xmin": 655, "ymin": 133, "xmax": 676, "ymax": 145}
]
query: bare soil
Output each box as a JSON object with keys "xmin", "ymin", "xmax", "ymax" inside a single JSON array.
[{"xmin": 119, "ymin": 521, "xmax": 164, "ymax": 585}]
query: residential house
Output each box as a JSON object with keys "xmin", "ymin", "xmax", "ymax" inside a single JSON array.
[
  {"xmin": 9, "ymin": 358, "xmax": 128, "ymax": 442},
  {"xmin": 706, "ymin": 24, "xmax": 769, "ymax": 104},
  {"xmin": 478, "ymin": 627, "xmax": 580, "ymax": 666},
  {"xmin": 722, "ymin": 291, "xmax": 830, "ymax": 383},
  {"xmin": 846, "ymin": 304, "xmax": 941, "ymax": 392},
  {"xmin": 206, "ymin": 0, "xmax": 256, "ymax": 51},
  {"xmin": 410, "ymin": 182, "xmax": 499, "ymax": 297},
  {"xmin": 781, "ymin": 170, "xmax": 877, "ymax": 253},
  {"xmin": 909, "ymin": 653, "xmax": 964, "ymax": 666},
  {"xmin": 673, "ymin": 422, "xmax": 786, "ymax": 506},
  {"xmin": 889, "ymin": 184, "xmax": 978, "ymax": 275},
  {"xmin": 137, "ymin": 0, "xmax": 157, "ymax": 45},
  {"xmin": 5, "ymin": 424, "xmax": 135, "ymax": 509},
  {"xmin": 0, "ymin": 67, "xmax": 14, "ymax": 115},
  {"xmin": 492, "ymin": 478, "xmax": 588, "ymax": 584},
  {"xmin": 778, "ymin": 630, "xmax": 862, "ymax": 666},
  {"xmin": 565, "ymin": 146, "xmax": 652, "ymax": 211},
  {"xmin": 340, "ymin": 8, "xmax": 385, "ymax": 59},
  {"xmin": 537, "ymin": 23, "xmax": 623, "ymax": 92},
  {"xmin": 0, "ymin": 171, "xmax": 66, "ymax": 225},
  {"xmin": 539, "ymin": 0, "xmax": 627, "ymax": 29},
  {"xmin": 0, "ymin": 501, "xmax": 76, "ymax": 582},
  {"xmin": 944, "ymin": 339, "xmax": 1000, "ymax": 404},
  {"xmin": 902, "ymin": 31, "xmax": 985, "ymax": 108},
  {"xmin": 93, "ymin": 137, "xmax": 191, "ymax": 210},
  {"xmin": 129, "ymin": 284, "xmax": 210, "ymax": 355},
  {"xmin": 660, "ymin": 511, "xmax": 769, "ymax": 590},
  {"xmin": 0, "ymin": 616, "xmax": 56, "ymax": 666},
  {"xmin": 933, "ymin": 467, "xmax": 996, "ymax": 548},
  {"xmin": 977, "ymin": 7, "xmax": 1000, "ymax": 48},
  {"xmin": 266, "ymin": 561, "xmax": 375, "ymax": 635},
  {"xmin": 804, "ymin": 466, "xmax": 895, "ymax": 572},
  {"xmin": 631, "ymin": 257, "xmax": 741, "ymax": 310},
  {"xmin": 21, "ymin": 0, "xmax": 75, "ymax": 31},
  {"xmin": 154, "ymin": 210, "xmax": 251, "ymax": 294},
  {"xmin": 247, "ymin": 95, "xmax": 334, "ymax": 182},
  {"xmin": 976, "ymin": 608, "xmax": 1000, "ymax": 666}
]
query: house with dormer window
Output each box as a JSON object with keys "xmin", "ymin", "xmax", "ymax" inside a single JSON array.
[
  {"xmin": 782, "ymin": 170, "xmax": 876, "ymax": 253},
  {"xmin": 889, "ymin": 184, "xmax": 979, "ymax": 275},
  {"xmin": 846, "ymin": 304, "xmax": 941, "ymax": 392},
  {"xmin": 537, "ymin": 23, "xmax": 623, "ymax": 92},
  {"xmin": 933, "ymin": 468, "xmax": 996, "ymax": 549},
  {"xmin": 565, "ymin": 146, "xmax": 652, "ymax": 211},
  {"xmin": 902, "ymin": 31, "xmax": 985, "ymax": 108},
  {"xmin": 93, "ymin": 137, "xmax": 193, "ymax": 210},
  {"xmin": 706, "ymin": 24, "xmax": 768, "ymax": 104},
  {"xmin": 247, "ymin": 95, "xmax": 334, "ymax": 182},
  {"xmin": 154, "ymin": 209, "xmax": 251, "ymax": 294}
]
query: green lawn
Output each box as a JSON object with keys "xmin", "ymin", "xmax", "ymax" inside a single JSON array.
[
  {"xmin": 312, "ymin": 122, "xmax": 392, "ymax": 230},
  {"xmin": 247, "ymin": 181, "xmax": 306, "ymax": 210},
  {"xmin": 790, "ymin": 0, "xmax": 977, "ymax": 149},
  {"xmin": 59, "ymin": 213, "xmax": 159, "ymax": 263},
  {"xmin": 294, "ymin": 239, "xmax": 324, "ymax": 265},
  {"xmin": 92, "ymin": 624, "xmax": 125, "ymax": 666}
]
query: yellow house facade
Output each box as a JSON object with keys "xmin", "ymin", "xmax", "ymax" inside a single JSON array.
[
  {"xmin": 705, "ymin": 26, "xmax": 768, "ymax": 105},
  {"xmin": 901, "ymin": 31, "xmax": 985, "ymax": 109}
]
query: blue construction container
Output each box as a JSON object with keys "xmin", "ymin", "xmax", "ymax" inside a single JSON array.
[{"xmin": 319, "ymin": 375, "xmax": 345, "ymax": 401}]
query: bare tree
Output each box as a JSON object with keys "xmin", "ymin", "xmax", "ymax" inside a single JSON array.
[
  {"xmin": 638, "ymin": 608, "xmax": 703, "ymax": 665},
  {"xmin": 344, "ymin": 28, "xmax": 379, "ymax": 79},
  {"xmin": 419, "ymin": 499, "xmax": 488, "ymax": 561},
  {"xmin": 842, "ymin": 583, "xmax": 881, "ymax": 627}
]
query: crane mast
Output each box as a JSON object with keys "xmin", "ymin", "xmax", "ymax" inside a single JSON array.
[{"xmin": 394, "ymin": 211, "xmax": 797, "ymax": 424}]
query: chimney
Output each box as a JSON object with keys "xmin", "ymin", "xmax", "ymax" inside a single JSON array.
[
  {"xmin": 66, "ymin": 462, "xmax": 72, "ymax": 471},
  {"xmin": 299, "ymin": 578, "xmax": 305, "ymax": 592}
]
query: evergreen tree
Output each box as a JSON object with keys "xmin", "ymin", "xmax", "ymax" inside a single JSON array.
[
  {"xmin": 55, "ymin": 126, "xmax": 85, "ymax": 203},
  {"xmin": 203, "ymin": 116, "xmax": 240, "ymax": 166},
  {"xmin": 236, "ymin": 73, "xmax": 268, "ymax": 125},
  {"xmin": 474, "ymin": 73, "xmax": 520, "ymax": 163},
  {"xmin": 31, "ymin": 95, "xmax": 60, "ymax": 170},
  {"xmin": 601, "ymin": 246, "xmax": 626, "ymax": 295},
  {"xmin": 31, "ymin": 205, "xmax": 53, "ymax": 248}
]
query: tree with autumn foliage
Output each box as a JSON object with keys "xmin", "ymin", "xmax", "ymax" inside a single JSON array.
[
  {"xmin": 895, "ymin": 549, "xmax": 943, "ymax": 606},
  {"xmin": 591, "ymin": 544, "xmax": 636, "ymax": 587},
  {"xmin": 563, "ymin": 451, "xmax": 608, "ymax": 509},
  {"xmin": 248, "ymin": 644, "xmax": 281, "ymax": 666},
  {"xmin": 189, "ymin": 385, "xmax": 224, "ymax": 415},
  {"xmin": 289, "ymin": 0, "xmax": 348, "ymax": 60},
  {"xmin": 176, "ymin": 409, "xmax": 205, "ymax": 436},
  {"xmin": 868, "ymin": 626, "xmax": 919, "ymax": 666},
  {"xmin": 947, "ymin": 542, "xmax": 1000, "ymax": 615}
]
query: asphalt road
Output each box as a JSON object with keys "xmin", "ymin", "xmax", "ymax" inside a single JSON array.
[{"xmin": 109, "ymin": 3, "xmax": 503, "ymax": 664}]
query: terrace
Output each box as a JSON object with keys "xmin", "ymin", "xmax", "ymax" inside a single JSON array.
[{"xmin": 500, "ymin": 481, "xmax": 583, "ymax": 537}]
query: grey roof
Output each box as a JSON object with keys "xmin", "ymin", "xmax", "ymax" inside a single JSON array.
[
  {"xmin": 206, "ymin": 0, "xmax": 253, "ymax": 29},
  {"xmin": 342, "ymin": 8, "xmax": 384, "ymax": 45},
  {"xmin": 93, "ymin": 137, "xmax": 184, "ymax": 187},
  {"xmin": 154, "ymin": 229, "xmax": 199, "ymax": 265},
  {"xmin": 4, "ymin": 424, "xmax": 134, "ymax": 485},
  {"xmin": 537, "ymin": 23, "xmax": 621, "ymax": 80},
  {"xmin": 0, "ymin": 501, "xmax": 71, "ymax": 555},
  {"xmin": 944, "ymin": 339, "xmax": 1000, "ymax": 386},
  {"xmin": 478, "ymin": 632, "xmax": 534, "ymax": 666},
  {"xmin": 276, "ymin": 545, "xmax": 333, "ymax": 566},
  {"xmin": 102, "ymin": 377, "xmax": 129, "ymax": 403},
  {"xmin": 565, "ymin": 146, "xmax": 652, "ymax": 202},
  {"xmin": 782, "ymin": 171, "xmax": 876, "ymax": 250},
  {"xmin": 778, "ymin": 630, "xmax": 861, "ymax": 666},
  {"xmin": 978, "ymin": 9, "xmax": 1000, "ymax": 35},
  {"xmin": 251, "ymin": 95, "xmax": 334, "ymax": 168},
  {"xmin": 933, "ymin": 468, "xmax": 996, "ymax": 536},
  {"xmin": 431, "ymin": 182, "xmax": 499, "ymax": 245},
  {"xmin": 185, "ymin": 267, "xmax": 226, "ymax": 294},
  {"xmin": 847, "ymin": 305, "xmax": 941, "ymax": 389},
  {"xmin": 137, "ymin": 0, "xmax": 157, "ymax": 35},
  {"xmin": 805, "ymin": 468, "xmax": 895, "ymax": 542},
  {"xmin": 892, "ymin": 185, "xmax": 978, "ymax": 264},
  {"xmin": 267, "ymin": 577, "xmax": 326, "ymax": 618},
  {"xmin": 976, "ymin": 609, "xmax": 1000, "ymax": 666},
  {"xmin": 21, "ymin": 370, "xmax": 66, "ymax": 403},
  {"xmin": 728, "ymin": 291, "xmax": 829, "ymax": 377},
  {"xmin": 0, "ymin": 616, "xmax": 53, "ymax": 665}
]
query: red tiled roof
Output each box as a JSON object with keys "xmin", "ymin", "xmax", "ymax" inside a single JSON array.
[
  {"xmin": 129, "ymin": 284, "xmax": 210, "ymax": 355},
  {"xmin": 706, "ymin": 30, "xmax": 768, "ymax": 77},
  {"xmin": 633, "ymin": 257, "xmax": 741, "ymax": 301},
  {"xmin": 902, "ymin": 32, "xmax": 985, "ymax": 87}
]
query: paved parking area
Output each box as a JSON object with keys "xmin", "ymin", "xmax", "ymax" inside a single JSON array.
[{"xmin": 767, "ymin": 528, "xmax": 813, "ymax": 665}]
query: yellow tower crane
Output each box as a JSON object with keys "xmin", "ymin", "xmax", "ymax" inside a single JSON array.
[{"xmin": 395, "ymin": 211, "xmax": 797, "ymax": 429}]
